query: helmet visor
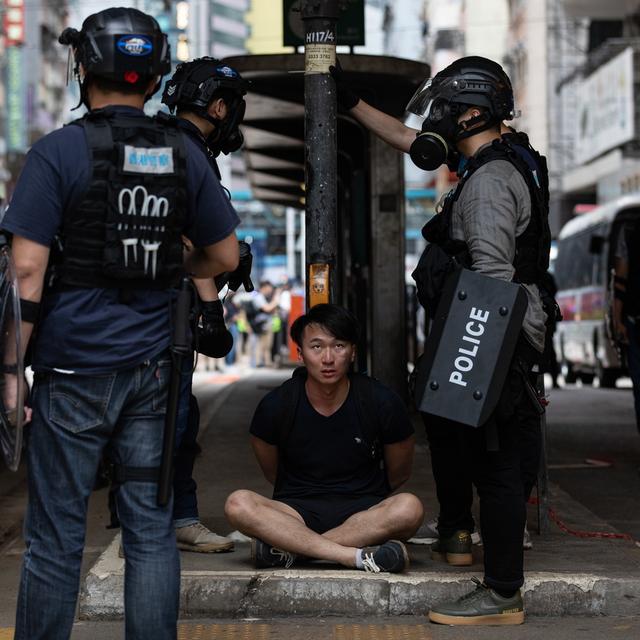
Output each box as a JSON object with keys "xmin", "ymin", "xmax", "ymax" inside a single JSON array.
[{"xmin": 406, "ymin": 76, "xmax": 468, "ymax": 117}]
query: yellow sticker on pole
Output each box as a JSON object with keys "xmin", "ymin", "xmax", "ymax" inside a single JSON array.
[
  {"xmin": 305, "ymin": 28, "xmax": 336, "ymax": 75},
  {"xmin": 309, "ymin": 263, "xmax": 330, "ymax": 307}
]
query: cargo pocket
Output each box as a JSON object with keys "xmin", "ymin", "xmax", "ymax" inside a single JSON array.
[{"xmin": 49, "ymin": 373, "xmax": 115, "ymax": 434}]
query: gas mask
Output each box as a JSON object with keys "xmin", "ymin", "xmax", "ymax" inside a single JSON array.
[
  {"xmin": 406, "ymin": 74, "xmax": 497, "ymax": 172},
  {"xmin": 409, "ymin": 99, "xmax": 460, "ymax": 171},
  {"xmin": 205, "ymin": 97, "xmax": 246, "ymax": 157}
]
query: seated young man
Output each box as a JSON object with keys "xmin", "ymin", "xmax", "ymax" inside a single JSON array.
[{"xmin": 225, "ymin": 304, "xmax": 424, "ymax": 573}]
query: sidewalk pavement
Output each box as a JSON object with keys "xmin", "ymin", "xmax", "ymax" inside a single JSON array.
[{"xmin": 79, "ymin": 369, "xmax": 640, "ymax": 620}]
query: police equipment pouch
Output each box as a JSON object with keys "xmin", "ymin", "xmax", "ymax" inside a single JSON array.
[{"xmin": 414, "ymin": 268, "xmax": 528, "ymax": 427}]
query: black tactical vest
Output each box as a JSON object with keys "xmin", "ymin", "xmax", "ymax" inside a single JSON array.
[
  {"xmin": 422, "ymin": 132, "xmax": 551, "ymax": 286},
  {"xmin": 624, "ymin": 225, "xmax": 640, "ymax": 318},
  {"xmin": 55, "ymin": 108, "xmax": 188, "ymax": 290}
]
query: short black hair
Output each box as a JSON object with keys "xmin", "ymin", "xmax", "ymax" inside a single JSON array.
[
  {"xmin": 290, "ymin": 304, "xmax": 359, "ymax": 347},
  {"xmin": 90, "ymin": 74, "xmax": 154, "ymax": 96}
]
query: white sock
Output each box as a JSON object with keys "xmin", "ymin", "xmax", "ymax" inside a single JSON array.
[{"xmin": 355, "ymin": 548, "xmax": 365, "ymax": 569}]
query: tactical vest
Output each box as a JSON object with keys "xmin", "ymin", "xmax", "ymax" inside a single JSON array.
[
  {"xmin": 624, "ymin": 225, "xmax": 640, "ymax": 318},
  {"xmin": 416, "ymin": 133, "xmax": 551, "ymax": 312},
  {"xmin": 55, "ymin": 108, "xmax": 188, "ymax": 290}
]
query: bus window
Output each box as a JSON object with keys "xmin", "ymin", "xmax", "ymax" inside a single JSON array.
[
  {"xmin": 556, "ymin": 231, "xmax": 594, "ymax": 290},
  {"xmin": 590, "ymin": 222, "xmax": 609, "ymax": 287}
]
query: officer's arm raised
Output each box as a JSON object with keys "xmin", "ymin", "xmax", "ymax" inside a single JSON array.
[
  {"xmin": 350, "ymin": 100, "xmax": 418, "ymax": 154},
  {"xmin": 184, "ymin": 233, "xmax": 239, "ymax": 279}
]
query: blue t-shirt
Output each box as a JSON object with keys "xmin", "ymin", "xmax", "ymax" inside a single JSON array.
[{"xmin": 1, "ymin": 107, "xmax": 240, "ymax": 374}]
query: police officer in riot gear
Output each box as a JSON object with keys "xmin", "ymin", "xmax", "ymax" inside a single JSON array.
[
  {"xmin": 3, "ymin": 8, "xmax": 240, "ymax": 639},
  {"xmin": 162, "ymin": 56, "xmax": 249, "ymax": 163},
  {"xmin": 333, "ymin": 56, "xmax": 549, "ymax": 625},
  {"xmin": 154, "ymin": 57, "xmax": 251, "ymax": 553},
  {"xmin": 162, "ymin": 57, "xmax": 251, "ymax": 356}
]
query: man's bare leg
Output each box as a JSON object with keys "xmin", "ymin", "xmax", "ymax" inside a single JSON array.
[
  {"xmin": 224, "ymin": 489, "xmax": 358, "ymax": 567},
  {"xmin": 322, "ymin": 493, "xmax": 424, "ymax": 548}
]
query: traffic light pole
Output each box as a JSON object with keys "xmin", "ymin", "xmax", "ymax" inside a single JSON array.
[{"xmin": 301, "ymin": 0, "xmax": 339, "ymax": 308}]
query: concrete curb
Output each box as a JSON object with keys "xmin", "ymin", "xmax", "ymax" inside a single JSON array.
[{"xmin": 79, "ymin": 535, "xmax": 640, "ymax": 620}]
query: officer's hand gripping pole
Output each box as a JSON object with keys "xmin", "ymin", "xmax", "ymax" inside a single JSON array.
[{"xmin": 158, "ymin": 276, "xmax": 192, "ymax": 507}]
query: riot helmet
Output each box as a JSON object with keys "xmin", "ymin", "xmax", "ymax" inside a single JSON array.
[
  {"xmin": 407, "ymin": 56, "xmax": 516, "ymax": 171},
  {"xmin": 59, "ymin": 7, "xmax": 170, "ymax": 109},
  {"xmin": 162, "ymin": 57, "xmax": 249, "ymax": 157}
]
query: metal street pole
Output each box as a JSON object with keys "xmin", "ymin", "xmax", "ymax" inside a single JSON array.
[{"xmin": 301, "ymin": 0, "xmax": 339, "ymax": 308}]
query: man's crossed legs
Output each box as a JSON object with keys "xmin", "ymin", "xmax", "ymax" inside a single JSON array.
[{"xmin": 225, "ymin": 490, "xmax": 423, "ymax": 572}]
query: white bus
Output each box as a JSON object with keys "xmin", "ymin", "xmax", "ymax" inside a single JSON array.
[{"xmin": 554, "ymin": 194, "xmax": 640, "ymax": 387}]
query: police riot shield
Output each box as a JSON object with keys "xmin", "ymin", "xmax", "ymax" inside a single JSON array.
[
  {"xmin": 414, "ymin": 268, "xmax": 528, "ymax": 427},
  {"xmin": 0, "ymin": 246, "xmax": 25, "ymax": 471}
]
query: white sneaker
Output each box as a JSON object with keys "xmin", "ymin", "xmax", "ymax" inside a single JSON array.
[
  {"xmin": 176, "ymin": 522, "xmax": 234, "ymax": 553},
  {"xmin": 407, "ymin": 517, "xmax": 439, "ymax": 544}
]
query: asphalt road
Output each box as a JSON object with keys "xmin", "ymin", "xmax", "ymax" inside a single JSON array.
[{"xmin": 544, "ymin": 378, "xmax": 640, "ymax": 541}]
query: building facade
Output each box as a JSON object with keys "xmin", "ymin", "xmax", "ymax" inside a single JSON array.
[
  {"xmin": 1, "ymin": 0, "xmax": 69, "ymax": 201},
  {"xmin": 551, "ymin": 0, "xmax": 640, "ymax": 232}
]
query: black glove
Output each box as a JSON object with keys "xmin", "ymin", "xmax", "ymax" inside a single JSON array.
[
  {"xmin": 197, "ymin": 300, "xmax": 233, "ymax": 358},
  {"xmin": 215, "ymin": 241, "xmax": 254, "ymax": 293},
  {"xmin": 329, "ymin": 59, "xmax": 360, "ymax": 111}
]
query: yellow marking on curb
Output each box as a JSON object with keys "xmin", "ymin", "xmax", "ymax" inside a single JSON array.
[
  {"xmin": 334, "ymin": 625, "xmax": 432, "ymax": 640},
  {"xmin": 178, "ymin": 624, "xmax": 271, "ymax": 639}
]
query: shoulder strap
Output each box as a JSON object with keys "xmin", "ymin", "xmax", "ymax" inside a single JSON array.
[{"xmin": 350, "ymin": 373, "xmax": 383, "ymax": 463}]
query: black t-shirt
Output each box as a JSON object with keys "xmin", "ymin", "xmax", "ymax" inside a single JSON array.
[{"xmin": 250, "ymin": 380, "xmax": 414, "ymax": 500}]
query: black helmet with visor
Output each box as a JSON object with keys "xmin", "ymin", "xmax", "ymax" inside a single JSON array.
[
  {"xmin": 406, "ymin": 56, "xmax": 515, "ymax": 121},
  {"xmin": 407, "ymin": 56, "xmax": 516, "ymax": 171}
]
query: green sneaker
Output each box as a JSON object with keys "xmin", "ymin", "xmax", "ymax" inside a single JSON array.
[
  {"xmin": 429, "ymin": 578, "xmax": 524, "ymax": 625},
  {"xmin": 430, "ymin": 530, "xmax": 473, "ymax": 566}
]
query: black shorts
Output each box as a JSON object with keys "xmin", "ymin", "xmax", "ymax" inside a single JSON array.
[{"xmin": 277, "ymin": 494, "xmax": 385, "ymax": 534}]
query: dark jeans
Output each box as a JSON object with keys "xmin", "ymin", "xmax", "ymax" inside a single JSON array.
[
  {"xmin": 423, "ymin": 365, "xmax": 542, "ymax": 592},
  {"xmin": 173, "ymin": 356, "xmax": 199, "ymax": 526},
  {"xmin": 16, "ymin": 359, "xmax": 179, "ymax": 640},
  {"xmin": 173, "ymin": 393, "xmax": 200, "ymax": 525}
]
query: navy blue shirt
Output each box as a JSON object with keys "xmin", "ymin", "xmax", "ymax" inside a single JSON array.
[{"xmin": 2, "ymin": 106, "xmax": 240, "ymax": 374}]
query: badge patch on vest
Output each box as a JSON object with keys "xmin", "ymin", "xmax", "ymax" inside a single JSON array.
[{"xmin": 123, "ymin": 145, "xmax": 175, "ymax": 174}]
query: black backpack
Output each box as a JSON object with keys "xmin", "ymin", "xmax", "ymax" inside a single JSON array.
[{"xmin": 273, "ymin": 367, "xmax": 384, "ymax": 472}]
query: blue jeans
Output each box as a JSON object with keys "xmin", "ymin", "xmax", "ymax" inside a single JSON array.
[
  {"xmin": 626, "ymin": 317, "xmax": 640, "ymax": 427},
  {"xmin": 15, "ymin": 357, "xmax": 180, "ymax": 640},
  {"xmin": 173, "ymin": 357, "xmax": 199, "ymax": 527}
]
